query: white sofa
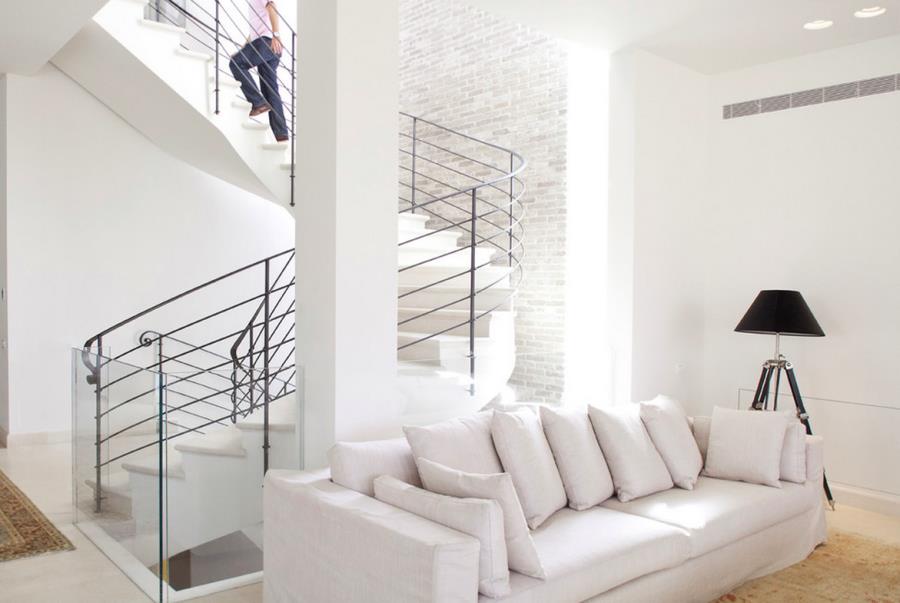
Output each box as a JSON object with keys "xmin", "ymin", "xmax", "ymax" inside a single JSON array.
[{"xmin": 263, "ymin": 417, "xmax": 826, "ymax": 603}]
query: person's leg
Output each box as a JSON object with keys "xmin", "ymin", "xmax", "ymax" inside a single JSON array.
[
  {"xmin": 229, "ymin": 41, "xmax": 267, "ymax": 111},
  {"xmin": 258, "ymin": 54, "xmax": 289, "ymax": 141}
]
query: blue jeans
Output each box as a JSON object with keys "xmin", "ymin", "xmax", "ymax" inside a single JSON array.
[{"xmin": 229, "ymin": 37, "xmax": 289, "ymax": 140}]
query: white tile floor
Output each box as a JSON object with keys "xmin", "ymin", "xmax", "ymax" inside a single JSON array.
[{"xmin": 2, "ymin": 439, "xmax": 899, "ymax": 602}]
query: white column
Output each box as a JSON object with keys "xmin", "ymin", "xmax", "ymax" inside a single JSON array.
[
  {"xmin": 0, "ymin": 75, "xmax": 8, "ymax": 443},
  {"xmin": 295, "ymin": 0, "xmax": 400, "ymax": 468}
]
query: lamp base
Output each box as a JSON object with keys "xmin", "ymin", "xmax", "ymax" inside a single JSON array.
[{"xmin": 750, "ymin": 357, "xmax": 835, "ymax": 510}]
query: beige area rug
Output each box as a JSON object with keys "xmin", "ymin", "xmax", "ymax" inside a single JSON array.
[
  {"xmin": 0, "ymin": 469, "xmax": 73, "ymax": 562},
  {"xmin": 718, "ymin": 530, "xmax": 900, "ymax": 602}
]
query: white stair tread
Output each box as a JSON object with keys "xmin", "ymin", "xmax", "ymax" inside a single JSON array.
[
  {"xmin": 85, "ymin": 471, "xmax": 132, "ymax": 497},
  {"xmin": 398, "ymin": 331, "xmax": 491, "ymax": 344},
  {"xmin": 174, "ymin": 425, "xmax": 246, "ymax": 457},
  {"xmin": 232, "ymin": 98, "xmax": 251, "ymax": 109},
  {"xmin": 122, "ymin": 449, "xmax": 185, "ymax": 478},
  {"xmin": 262, "ymin": 142, "xmax": 289, "ymax": 151},
  {"xmin": 175, "ymin": 47, "xmax": 212, "ymax": 62},
  {"xmin": 210, "ymin": 75, "xmax": 241, "ymax": 89},
  {"xmin": 137, "ymin": 18, "xmax": 185, "ymax": 35},
  {"xmin": 243, "ymin": 120, "xmax": 269, "ymax": 131}
]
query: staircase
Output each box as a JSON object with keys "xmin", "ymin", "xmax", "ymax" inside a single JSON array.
[
  {"xmin": 65, "ymin": 1, "xmax": 525, "ymax": 599},
  {"xmin": 53, "ymin": 0, "xmax": 297, "ymax": 206}
]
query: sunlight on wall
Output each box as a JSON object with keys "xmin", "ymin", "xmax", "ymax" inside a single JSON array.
[{"xmin": 563, "ymin": 45, "xmax": 611, "ymax": 408}]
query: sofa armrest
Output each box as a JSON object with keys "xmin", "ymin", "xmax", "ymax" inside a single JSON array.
[
  {"xmin": 805, "ymin": 435, "xmax": 824, "ymax": 484},
  {"xmin": 264, "ymin": 469, "xmax": 480, "ymax": 603}
]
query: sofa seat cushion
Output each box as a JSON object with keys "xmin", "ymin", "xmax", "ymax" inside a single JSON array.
[
  {"xmin": 489, "ymin": 507, "xmax": 690, "ymax": 602},
  {"xmin": 601, "ymin": 476, "xmax": 817, "ymax": 558}
]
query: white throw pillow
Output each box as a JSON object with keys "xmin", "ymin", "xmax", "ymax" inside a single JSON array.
[
  {"xmin": 588, "ymin": 404, "xmax": 674, "ymax": 502},
  {"xmin": 639, "ymin": 396, "xmax": 703, "ymax": 490},
  {"xmin": 780, "ymin": 416, "xmax": 807, "ymax": 483},
  {"xmin": 373, "ymin": 475, "xmax": 510, "ymax": 598},
  {"xmin": 692, "ymin": 416, "xmax": 711, "ymax": 462},
  {"xmin": 539, "ymin": 406, "xmax": 614, "ymax": 510},
  {"xmin": 403, "ymin": 412, "xmax": 503, "ymax": 475},
  {"xmin": 417, "ymin": 457, "xmax": 546, "ymax": 579},
  {"xmin": 491, "ymin": 410, "xmax": 567, "ymax": 529},
  {"xmin": 328, "ymin": 437, "xmax": 420, "ymax": 496},
  {"xmin": 703, "ymin": 407, "xmax": 789, "ymax": 488}
]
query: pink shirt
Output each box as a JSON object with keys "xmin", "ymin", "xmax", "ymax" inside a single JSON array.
[{"xmin": 249, "ymin": 0, "xmax": 274, "ymax": 39}]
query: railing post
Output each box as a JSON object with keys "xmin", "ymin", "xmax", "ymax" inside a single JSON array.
[
  {"xmin": 411, "ymin": 117, "xmax": 417, "ymax": 214},
  {"xmin": 156, "ymin": 336, "xmax": 166, "ymax": 599},
  {"xmin": 262, "ymin": 259, "xmax": 271, "ymax": 474},
  {"xmin": 289, "ymin": 32, "xmax": 296, "ymax": 208},
  {"xmin": 214, "ymin": 0, "xmax": 220, "ymax": 115},
  {"xmin": 508, "ymin": 153, "xmax": 514, "ymax": 267},
  {"xmin": 93, "ymin": 337, "xmax": 103, "ymax": 514},
  {"xmin": 468, "ymin": 189, "xmax": 477, "ymax": 396}
]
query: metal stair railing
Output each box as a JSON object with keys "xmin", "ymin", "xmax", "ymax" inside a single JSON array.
[
  {"xmin": 397, "ymin": 112, "xmax": 526, "ymax": 393},
  {"xmin": 82, "ymin": 248, "xmax": 295, "ymax": 512}
]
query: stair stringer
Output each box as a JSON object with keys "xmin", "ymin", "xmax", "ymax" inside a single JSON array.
[{"xmin": 52, "ymin": 16, "xmax": 289, "ymax": 207}]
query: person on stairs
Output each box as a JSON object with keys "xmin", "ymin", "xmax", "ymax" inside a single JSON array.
[{"xmin": 229, "ymin": 0, "xmax": 289, "ymax": 142}]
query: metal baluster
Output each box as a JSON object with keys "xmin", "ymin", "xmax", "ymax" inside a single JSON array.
[
  {"xmin": 157, "ymin": 335, "xmax": 166, "ymax": 598},
  {"xmin": 289, "ymin": 32, "xmax": 296, "ymax": 208},
  {"xmin": 214, "ymin": 0, "xmax": 220, "ymax": 114},
  {"xmin": 263, "ymin": 259, "xmax": 271, "ymax": 474},
  {"xmin": 411, "ymin": 117, "xmax": 418, "ymax": 214},
  {"xmin": 508, "ymin": 153, "xmax": 513, "ymax": 267},
  {"xmin": 94, "ymin": 337, "xmax": 103, "ymax": 514},
  {"xmin": 469, "ymin": 189, "xmax": 477, "ymax": 396}
]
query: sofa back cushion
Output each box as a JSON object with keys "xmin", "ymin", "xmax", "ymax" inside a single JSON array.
[
  {"xmin": 417, "ymin": 458, "xmax": 546, "ymax": 580},
  {"xmin": 692, "ymin": 416, "xmax": 711, "ymax": 461},
  {"xmin": 374, "ymin": 475, "xmax": 510, "ymax": 599},
  {"xmin": 588, "ymin": 404, "xmax": 674, "ymax": 502},
  {"xmin": 539, "ymin": 406, "xmax": 614, "ymax": 510},
  {"xmin": 491, "ymin": 410, "xmax": 567, "ymax": 529},
  {"xmin": 639, "ymin": 396, "xmax": 703, "ymax": 490},
  {"xmin": 403, "ymin": 411, "xmax": 503, "ymax": 475},
  {"xmin": 703, "ymin": 407, "xmax": 789, "ymax": 488},
  {"xmin": 328, "ymin": 437, "xmax": 420, "ymax": 496}
]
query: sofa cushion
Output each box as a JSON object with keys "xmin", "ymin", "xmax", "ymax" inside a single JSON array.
[
  {"xmin": 640, "ymin": 396, "xmax": 703, "ymax": 490},
  {"xmin": 417, "ymin": 457, "xmax": 546, "ymax": 579},
  {"xmin": 589, "ymin": 404, "xmax": 673, "ymax": 502},
  {"xmin": 493, "ymin": 507, "xmax": 690, "ymax": 602},
  {"xmin": 704, "ymin": 407, "xmax": 789, "ymax": 488},
  {"xmin": 328, "ymin": 437, "xmax": 420, "ymax": 496},
  {"xmin": 601, "ymin": 476, "xmax": 817, "ymax": 558},
  {"xmin": 373, "ymin": 475, "xmax": 510, "ymax": 598},
  {"xmin": 539, "ymin": 406, "xmax": 614, "ymax": 510},
  {"xmin": 404, "ymin": 411, "xmax": 503, "ymax": 474},
  {"xmin": 781, "ymin": 418, "xmax": 807, "ymax": 483},
  {"xmin": 491, "ymin": 410, "xmax": 567, "ymax": 529},
  {"xmin": 692, "ymin": 415, "xmax": 711, "ymax": 461}
]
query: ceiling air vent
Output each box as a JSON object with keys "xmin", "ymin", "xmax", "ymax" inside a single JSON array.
[{"xmin": 723, "ymin": 73, "xmax": 898, "ymax": 120}]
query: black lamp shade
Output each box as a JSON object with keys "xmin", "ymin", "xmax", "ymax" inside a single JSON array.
[{"xmin": 735, "ymin": 290, "xmax": 824, "ymax": 337}]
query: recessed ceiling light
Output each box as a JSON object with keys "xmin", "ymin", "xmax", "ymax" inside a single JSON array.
[
  {"xmin": 854, "ymin": 6, "xmax": 887, "ymax": 18},
  {"xmin": 803, "ymin": 19, "xmax": 834, "ymax": 30}
]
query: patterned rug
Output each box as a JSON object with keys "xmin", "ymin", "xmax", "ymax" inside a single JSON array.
[
  {"xmin": 718, "ymin": 530, "xmax": 900, "ymax": 602},
  {"xmin": 0, "ymin": 469, "xmax": 73, "ymax": 562}
]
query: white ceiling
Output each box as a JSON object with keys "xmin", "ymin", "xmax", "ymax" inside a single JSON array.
[
  {"xmin": 0, "ymin": 0, "xmax": 110, "ymax": 75},
  {"xmin": 465, "ymin": 0, "xmax": 900, "ymax": 73}
]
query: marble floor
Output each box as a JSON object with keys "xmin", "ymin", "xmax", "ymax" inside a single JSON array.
[{"xmin": 1, "ymin": 438, "xmax": 899, "ymax": 602}]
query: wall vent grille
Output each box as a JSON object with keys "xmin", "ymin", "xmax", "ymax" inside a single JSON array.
[{"xmin": 723, "ymin": 73, "xmax": 899, "ymax": 120}]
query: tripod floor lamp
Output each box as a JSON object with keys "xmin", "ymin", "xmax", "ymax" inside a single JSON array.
[{"xmin": 735, "ymin": 289, "xmax": 835, "ymax": 509}]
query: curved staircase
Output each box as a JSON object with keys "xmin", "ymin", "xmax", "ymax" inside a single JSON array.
[{"xmin": 65, "ymin": 1, "xmax": 526, "ymax": 599}]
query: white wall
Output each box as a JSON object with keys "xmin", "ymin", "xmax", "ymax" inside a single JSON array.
[
  {"xmin": 701, "ymin": 36, "xmax": 900, "ymax": 512},
  {"xmin": 613, "ymin": 35, "xmax": 900, "ymax": 513},
  {"xmin": 3, "ymin": 64, "xmax": 294, "ymax": 437},
  {"xmin": 295, "ymin": 0, "xmax": 399, "ymax": 468},
  {"xmin": 607, "ymin": 49, "xmax": 707, "ymax": 407}
]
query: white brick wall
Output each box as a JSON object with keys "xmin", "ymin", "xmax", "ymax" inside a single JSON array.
[{"xmin": 400, "ymin": 0, "xmax": 568, "ymax": 404}]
